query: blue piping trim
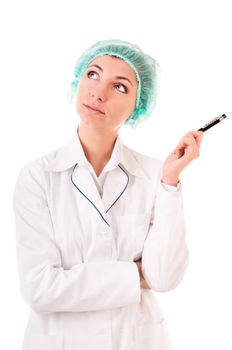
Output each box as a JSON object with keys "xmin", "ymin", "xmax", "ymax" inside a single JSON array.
[
  {"xmin": 70, "ymin": 163, "xmax": 129, "ymax": 226},
  {"xmin": 105, "ymin": 165, "xmax": 129, "ymax": 213},
  {"xmin": 71, "ymin": 163, "xmax": 110, "ymax": 226}
]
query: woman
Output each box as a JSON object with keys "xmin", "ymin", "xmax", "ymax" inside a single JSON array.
[{"xmin": 13, "ymin": 39, "xmax": 203, "ymax": 350}]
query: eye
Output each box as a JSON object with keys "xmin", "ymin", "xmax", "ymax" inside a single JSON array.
[
  {"xmin": 86, "ymin": 70, "xmax": 128, "ymax": 93},
  {"xmin": 114, "ymin": 83, "xmax": 128, "ymax": 93},
  {"xmin": 87, "ymin": 70, "xmax": 98, "ymax": 80}
]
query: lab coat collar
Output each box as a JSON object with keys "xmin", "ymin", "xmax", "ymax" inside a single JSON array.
[{"xmin": 44, "ymin": 127, "xmax": 149, "ymax": 179}]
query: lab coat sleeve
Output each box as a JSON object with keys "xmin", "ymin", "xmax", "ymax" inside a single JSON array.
[
  {"xmin": 12, "ymin": 163, "xmax": 141, "ymax": 314},
  {"xmin": 141, "ymin": 178, "xmax": 189, "ymax": 292}
]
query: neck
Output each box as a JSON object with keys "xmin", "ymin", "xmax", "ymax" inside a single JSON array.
[{"xmin": 77, "ymin": 123, "xmax": 118, "ymax": 167}]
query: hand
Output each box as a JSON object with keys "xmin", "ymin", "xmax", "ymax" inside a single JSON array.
[
  {"xmin": 162, "ymin": 130, "xmax": 204, "ymax": 186},
  {"xmin": 135, "ymin": 258, "xmax": 151, "ymax": 289}
]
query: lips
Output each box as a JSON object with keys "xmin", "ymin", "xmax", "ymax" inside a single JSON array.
[{"xmin": 84, "ymin": 104, "xmax": 105, "ymax": 114}]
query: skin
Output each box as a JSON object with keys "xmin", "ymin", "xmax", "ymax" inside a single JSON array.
[
  {"xmin": 75, "ymin": 54, "xmax": 138, "ymax": 176},
  {"xmin": 74, "ymin": 54, "xmax": 204, "ymax": 289}
]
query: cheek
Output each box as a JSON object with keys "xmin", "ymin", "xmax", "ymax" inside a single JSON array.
[
  {"xmin": 108, "ymin": 99, "xmax": 135, "ymax": 121},
  {"xmin": 111, "ymin": 94, "xmax": 135, "ymax": 111},
  {"xmin": 120, "ymin": 94, "xmax": 136, "ymax": 113},
  {"xmin": 75, "ymin": 89, "xmax": 84, "ymax": 115},
  {"xmin": 75, "ymin": 81, "xmax": 87, "ymax": 105},
  {"xmin": 77, "ymin": 74, "xmax": 90, "ymax": 92}
]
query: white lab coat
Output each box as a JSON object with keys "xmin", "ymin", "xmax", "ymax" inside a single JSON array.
[{"xmin": 12, "ymin": 126, "xmax": 189, "ymax": 350}]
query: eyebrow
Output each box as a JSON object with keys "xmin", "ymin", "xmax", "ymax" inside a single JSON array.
[{"xmin": 88, "ymin": 64, "xmax": 133, "ymax": 86}]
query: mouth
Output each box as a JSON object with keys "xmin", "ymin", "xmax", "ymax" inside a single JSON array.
[{"xmin": 83, "ymin": 104, "xmax": 105, "ymax": 115}]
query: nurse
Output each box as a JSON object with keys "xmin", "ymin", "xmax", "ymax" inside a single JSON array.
[{"xmin": 13, "ymin": 39, "xmax": 203, "ymax": 350}]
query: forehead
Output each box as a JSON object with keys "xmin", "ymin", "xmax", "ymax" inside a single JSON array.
[{"xmin": 87, "ymin": 55, "xmax": 138, "ymax": 83}]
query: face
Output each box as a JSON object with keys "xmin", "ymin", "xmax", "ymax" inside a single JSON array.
[{"xmin": 75, "ymin": 55, "xmax": 138, "ymax": 132}]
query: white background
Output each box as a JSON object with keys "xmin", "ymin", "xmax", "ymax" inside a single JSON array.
[{"xmin": 1, "ymin": 0, "xmax": 231, "ymax": 349}]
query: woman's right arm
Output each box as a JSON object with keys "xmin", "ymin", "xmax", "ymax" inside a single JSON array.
[{"xmin": 12, "ymin": 163, "xmax": 141, "ymax": 314}]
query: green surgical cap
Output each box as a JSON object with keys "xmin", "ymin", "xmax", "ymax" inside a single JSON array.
[{"xmin": 67, "ymin": 39, "xmax": 161, "ymax": 129}]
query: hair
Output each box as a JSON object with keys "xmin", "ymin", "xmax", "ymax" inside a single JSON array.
[{"xmin": 67, "ymin": 39, "xmax": 161, "ymax": 129}]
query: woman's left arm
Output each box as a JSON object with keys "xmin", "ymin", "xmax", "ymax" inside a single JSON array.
[{"xmin": 141, "ymin": 130, "xmax": 203, "ymax": 292}]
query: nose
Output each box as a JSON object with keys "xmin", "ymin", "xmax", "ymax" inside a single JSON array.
[{"xmin": 90, "ymin": 83, "xmax": 107, "ymax": 102}]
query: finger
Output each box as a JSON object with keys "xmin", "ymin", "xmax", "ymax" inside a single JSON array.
[
  {"xmin": 186, "ymin": 131, "xmax": 203, "ymax": 147},
  {"xmin": 175, "ymin": 134, "xmax": 196, "ymax": 152},
  {"xmin": 192, "ymin": 130, "xmax": 204, "ymax": 147},
  {"xmin": 172, "ymin": 135, "xmax": 198, "ymax": 160},
  {"xmin": 181, "ymin": 132, "xmax": 203, "ymax": 151}
]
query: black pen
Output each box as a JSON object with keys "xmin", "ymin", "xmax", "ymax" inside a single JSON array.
[{"xmin": 198, "ymin": 114, "xmax": 227, "ymax": 132}]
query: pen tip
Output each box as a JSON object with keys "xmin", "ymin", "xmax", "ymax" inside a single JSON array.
[{"xmin": 222, "ymin": 114, "xmax": 227, "ymax": 118}]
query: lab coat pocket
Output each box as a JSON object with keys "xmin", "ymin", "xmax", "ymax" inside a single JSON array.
[
  {"xmin": 22, "ymin": 329, "xmax": 62, "ymax": 350},
  {"xmin": 115, "ymin": 213, "xmax": 151, "ymax": 260},
  {"xmin": 135, "ymin": 319, "xmax": 173, "ymax": 350}
]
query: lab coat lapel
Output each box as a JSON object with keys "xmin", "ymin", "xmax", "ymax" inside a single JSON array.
[
  {"xmin": 102, "ymin": 165, "xmax": 129, "ymax": 214},
  {"xmin": 71, "ymin": 164, "xmax": 129, "ymax": 221},
  {"xmin": 71, "ymin": 165, "xmax": 106, "ymax": 218}
]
